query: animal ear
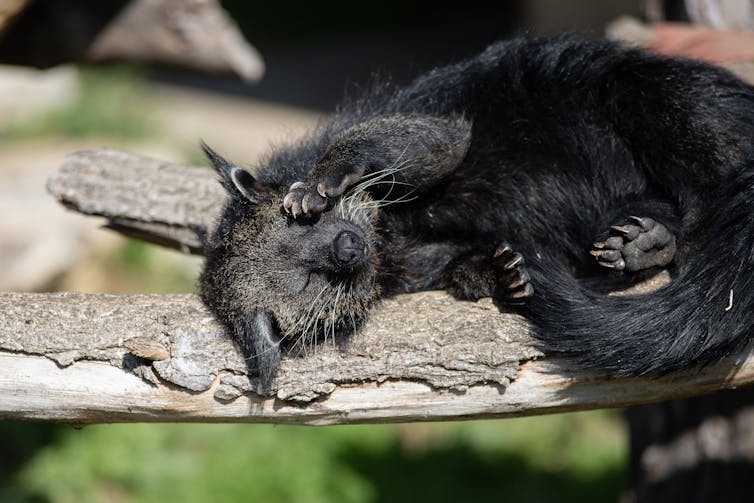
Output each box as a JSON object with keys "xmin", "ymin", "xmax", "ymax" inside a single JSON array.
[{"xmin": 201, "ymin": 141, "xmax": 261, "ymax": 204}]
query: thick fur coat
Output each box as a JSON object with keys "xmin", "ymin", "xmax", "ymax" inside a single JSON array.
[{"xmin": 200, "ymin": 36, "xmax": 754, "ymax": 385}]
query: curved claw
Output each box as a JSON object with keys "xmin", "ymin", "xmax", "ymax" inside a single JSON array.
[
  {"xmin": 494, "ymin": 243, "xmax": 513, "ymax": 258},
  {"xmin": 629, "ymin": 216, "xmax": 656, "ymax": 231},
  {"xmin": 599, "ymin": 258, "xmax": 625, "ymax": 270},
  {"xmin": 591, "ymin": 249, "xmax": 622, "ymax": 261},
  {"xmin": 508, "ymin": 283, "xmax": 534, "ymax": 302},
  {"xmin": 611, "ymin": 225, "xmax": 640, "ymax": 240},
  {"xmin": 594, "ymin": 238, "xmax": 625, "ymax": 250},
  {"xmin": 507, "ymin": 269, "xmax": 531, "ymax": 289},
  {"xmin": 283, "ymin": 193, "xmax": 294, "ymax": 213},
  {"xmin": 284, "ymin": 182, "xmax": 308, "ymax": 216},
  {"xmin": 504, "ymin": 253, "xmax": 524, "ymax": 270},
  {"xmin": 291, "ymin": 202, "xmax": 301, "ymax": 219}
]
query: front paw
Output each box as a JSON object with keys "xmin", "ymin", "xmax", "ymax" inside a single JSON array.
[
  {"xmin": 282, "ymin": 170, "xmax": 362, "ymax": 219},
  {"xmin": 283, "ymin": 181, "xmax": 327, "ymax": 218},
  {"xmin": 493, "ymin": 243, "xmax": 534, "ymax": 305}
]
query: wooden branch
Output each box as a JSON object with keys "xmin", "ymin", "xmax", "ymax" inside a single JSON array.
[
  {"xmin": 87, "ymin": 0, "xmax": 265, "ymax": 81},
  {"xmin": 23, "ymin": 148, "xmax": 752, "ymax": 424},
  {"xmin": 0, "ymin": 0, "xmax": 30, "ymax": 32},
  {"xmin": 0, "ymin": 0, "xmax": 263, "ymax": 79},
  {"xmin": 3, "ymin": 290, "xmax": 754, "ymax": 425},
  {"xmin": 47, "ymin": 149, "xmax": 225, "ymax": 254}
]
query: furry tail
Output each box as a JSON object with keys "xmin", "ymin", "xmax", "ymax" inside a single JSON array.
[{"xmin": 527, "ymin": 171, "xmax": 754, "ymax": 375}]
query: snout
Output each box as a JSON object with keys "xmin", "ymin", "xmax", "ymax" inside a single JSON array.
[{"xmin": 331, "ymin": 230, "xmax": 365, "ymax": 268}]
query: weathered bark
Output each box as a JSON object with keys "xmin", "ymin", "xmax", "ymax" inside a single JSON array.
[
  {"xmin": 0, "ymin": 290, "xmax": 537, "ymax": 423},
  {"xmin": 3, "ymin": 290, "xmax": 754, "ymax": 424},
  {"xmin": 0, "ymin": 290, "xmax": 538, "ymax": 404},
  {"xmin": 47, "ymin": 149, "xmax": 225, "ymax": 253}
]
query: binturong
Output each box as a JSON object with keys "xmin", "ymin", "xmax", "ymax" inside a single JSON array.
[
  {"xmin": 199, "ymin": 115, "xmax": 471, "ymax": 385},
  {"xmin": 201, "ymin": 36, "xmax": 754, "ymax": 389}
]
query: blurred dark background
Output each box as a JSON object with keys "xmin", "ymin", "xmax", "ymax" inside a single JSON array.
[{"xmin": 173, "ymin": 0, "xmax": 641, "ymax": 109}]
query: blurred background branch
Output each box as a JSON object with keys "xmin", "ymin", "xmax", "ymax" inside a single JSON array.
[{"xmin": 0, "ymin": 0, "xmax": 264, "ymax": 79}]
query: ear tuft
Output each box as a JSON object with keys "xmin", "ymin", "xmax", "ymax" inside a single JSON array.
[
  {"xmin": 201, "ymin": 141, "xmax": 232, "ymax": 178},
  {"xmin": 201, "ymin": 141, "xmax": 260, "ymax": 204}
]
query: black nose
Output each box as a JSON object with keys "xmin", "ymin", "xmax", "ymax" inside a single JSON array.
[{"xmin": 332, "ymin": 230, "xmax": 365, "ymax": 268}]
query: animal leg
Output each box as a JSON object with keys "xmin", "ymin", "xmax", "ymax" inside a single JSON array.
[{"xmin": 283, "ymin": 114, "xmax": 471, "ymax": 219}]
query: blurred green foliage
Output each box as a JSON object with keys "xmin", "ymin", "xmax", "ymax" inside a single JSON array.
[
  {"xmin": 107, "ymin": 240, "xmax": 200, "ymax": 294},
  {"xmin": 1, "ymin": 411, "xmax": 625, "ymax": 503},
  {"xmin": 0, "ymin": 66, "xmax": 152, "ymax": 141}
]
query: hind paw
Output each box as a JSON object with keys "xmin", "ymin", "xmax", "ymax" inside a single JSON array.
[
  {"xmin": 591, "ymin": 216, "xmax": 676, "ymax": 272},
  {"xmin": 493, "ymin": 243, "xmax": 534, "ymax": 305}
]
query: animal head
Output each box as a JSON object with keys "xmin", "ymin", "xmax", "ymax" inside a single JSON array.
[{"xmin": 199, "ymin": 143, "xmax": 380, "ymax": 384}]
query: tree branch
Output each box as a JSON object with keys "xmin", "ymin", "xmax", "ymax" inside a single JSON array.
[
  {"xmin": 8, "ymin": 148, "xmax": 745, "ymax": 425},
  {"xmin": 47, "ymin": 149, "xmax": 225, "ymax": 253},
  {"xmin": 2, "ymin": 290, "xmax": 753, "ymax": 424}
]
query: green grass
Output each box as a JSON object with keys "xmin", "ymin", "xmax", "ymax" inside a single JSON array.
[
  {"xmin": 1, "ymin": 412, "xmax": 626, "ymax": 503},
  {"xmin": 0, "ymin": 66, "xmax": 153, "ymax": 141}
]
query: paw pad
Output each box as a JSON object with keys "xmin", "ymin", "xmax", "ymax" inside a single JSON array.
[{"xmin": 591, "ymin": 216, "xmax": 676, "ymax": 272}]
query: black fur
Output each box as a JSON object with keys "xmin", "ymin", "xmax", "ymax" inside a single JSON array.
[{"xmin": 201, "ymin": 36, "xmax": 754, "ymax": 384}]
